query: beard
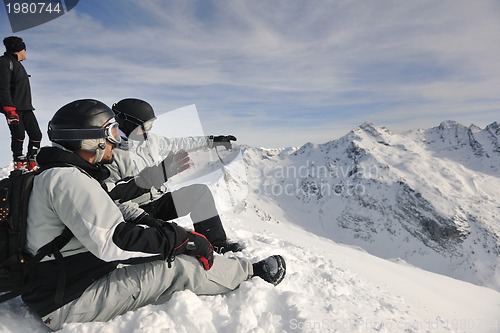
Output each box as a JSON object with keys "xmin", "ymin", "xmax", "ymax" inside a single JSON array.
[
  {"xmin": 101, "ymin": 153, "xmax": 114, "ymax": 164},
  {"xmin": 99, "ymin": 143, "xmax": 115, "ymax": 164}
]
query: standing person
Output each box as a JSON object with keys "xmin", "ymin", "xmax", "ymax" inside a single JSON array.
[
  {"xmin": 107, "ymin": 98, "xmax": 242, "ymax": 254},
  {"xmin": 23, "ymin": 99, "xmax": 285, "ymax": 330},
  {"xmin": 0, "ymin": 36, "xmax": 42, "ymax": 171}
]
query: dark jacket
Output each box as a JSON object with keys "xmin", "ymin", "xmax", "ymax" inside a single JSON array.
[
  {"xmin": 22, "ymin": 147, "xmax": 186, "ymax": 317},
  {"xmin": 0, "ymin": 52, "xmax": 34, "ymax": 111}
]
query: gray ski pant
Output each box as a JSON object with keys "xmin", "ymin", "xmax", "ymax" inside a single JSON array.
[{"xmin": 42, "ymin": 254, "xmax": 253, "ymax": 330}]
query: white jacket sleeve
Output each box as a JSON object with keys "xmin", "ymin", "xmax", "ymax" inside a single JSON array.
[{"xmin": 150, "ymin": 132, "xmax": 212, "ymax": 159}]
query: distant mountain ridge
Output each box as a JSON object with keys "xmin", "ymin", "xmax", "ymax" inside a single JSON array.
[{"xmin": 236, "ymin": 120, "xmax": 500, "ymax": 290}]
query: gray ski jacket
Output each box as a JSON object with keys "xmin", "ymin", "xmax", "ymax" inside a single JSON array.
[{"xmin": 106, "ymin": 132, "xmax": 214, "ymax": 205}]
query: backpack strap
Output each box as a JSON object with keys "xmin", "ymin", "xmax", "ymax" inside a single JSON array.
[
  {"xmin": 28, "ymin": 226, "xmax": 74, "ymax": 304},
  {"xmin": 0, "ymin": 226, "xmax": 73, "ymax": 303}
]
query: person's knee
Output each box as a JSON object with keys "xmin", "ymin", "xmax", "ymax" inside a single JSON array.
[
  {"xmin": 189, "ymin": 183, "xmax": 210, "ymax": 194},
  {"xmin": 27, "ymin": 126, "xmax": 42, "ymax": 141},
  {"xmin": 191, "ymin": 184, "xmax": 214, "ymax": 201},
  {"xmin": 10, "ymin": 130, "xmax": 25, "ymax": 140},
  {"xmin": 30, "ymin": 132, "xmax": 42, "ymax": 141}
]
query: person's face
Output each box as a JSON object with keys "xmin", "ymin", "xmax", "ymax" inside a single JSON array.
[
  {"xmin": 99, "ymin": 140, "xmax": 115, "ymax": 164},
  {"xmin": 129, "ymin": 119, "xmax": 154, "ymax": 141},
  {"xmin": 17, "ymin": 49, "xmax": 26, "ymax": 61},
  {"xmin": 99, "ymin": 120, "xmax": 120, "ymax": 164},
  {"xmin": 132, "ymin": 126, "xmax": 146, "ymax": 137}
]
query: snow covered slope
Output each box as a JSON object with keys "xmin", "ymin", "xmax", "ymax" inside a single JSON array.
[
  {"xmin": 1, "ymin": 121, "xmax": 499, "ymax": 332},
  {"xmin": 1, "ymin": 203, "xmax": 499, "ymax": 333}
]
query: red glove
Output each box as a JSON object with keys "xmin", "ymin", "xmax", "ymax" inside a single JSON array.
[
  {"xmin": 163, "ymin": 225, "xmax": 214, "ymax": 270},
  {"xmin": 185, "ymin": 231, "xmax": 214, "ymax": 270},
  {"xmin": 3, "ymin": 106, "xmax": 19, "ymax": 125}
]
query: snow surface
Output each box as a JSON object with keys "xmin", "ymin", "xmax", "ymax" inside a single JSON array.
[{"xmin": 1, "ymin": 123, "xmax": 500, "ymax": 333}]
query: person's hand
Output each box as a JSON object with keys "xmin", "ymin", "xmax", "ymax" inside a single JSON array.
[
  {"xmin": 136, "ymin": 149, "xmax": 190, "ymax": 189},
  {"xmin": 161, "ymin": 149, "xmax": 190, "ymax": 179},
  {"xmin": 211, "ymin": 135, "xmax": 237, "ymax": 150},
  {"xmin": 144, "ymin": 218, "xmax": 213, "ymax": 270},
  {"xmin": 185, "ymin": 231, "xmax": 214, "ymax": 270},
  {"xmin": 3, "ymin": 106, "xmax": 19, "ymax": 125}
]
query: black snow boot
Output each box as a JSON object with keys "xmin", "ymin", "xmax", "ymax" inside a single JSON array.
[{"xmin": 252, "ymin": 255, "xmax": 286, "ymax": 286}]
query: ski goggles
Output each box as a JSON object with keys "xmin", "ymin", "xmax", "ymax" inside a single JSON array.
[
  {"xmin": 103, "ymin": 121, "xmax": 121, "ymax": 144},
  {"xmin": 48, "ymin": 118, "xmax": 121, "ymax": 144}
]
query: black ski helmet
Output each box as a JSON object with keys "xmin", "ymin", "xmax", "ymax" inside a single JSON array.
[
  {"xmin": 48, "ymin": 99, "xmax": 115, "ymax": 151},
  {"xmin": 111, "ymin": 98, "xmax": 156, "ymax": 136}
]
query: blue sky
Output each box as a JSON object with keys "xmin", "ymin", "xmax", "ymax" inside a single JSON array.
[{"xmin": 1, "ymin": 0, "xmax": 499, "ymax": 166}]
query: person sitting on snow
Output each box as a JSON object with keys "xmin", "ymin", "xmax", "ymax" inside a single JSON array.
[
  {"xmin": 22, "ymin": 99, "xmax": 286, "ymax": 330},
  {"xmin": 105, "ymin": 98, "xmax": 242, "ymax": 254}
]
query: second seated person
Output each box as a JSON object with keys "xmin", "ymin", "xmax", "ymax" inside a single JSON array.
[{"xmin": 106, "ymin": 98, "xmax": 241, "ymax": 254}]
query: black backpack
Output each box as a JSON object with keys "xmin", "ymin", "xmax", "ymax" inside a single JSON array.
[{"xmin": 0, "ymin": 168, "xmax": 73, "ymax": 303}]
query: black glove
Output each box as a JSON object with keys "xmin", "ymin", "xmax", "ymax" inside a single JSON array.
[
  {"xmin": 185, "ymin": 231, "xmax": 214, "ymax": 270},
  {"xmin": 132, "ymin": 214, "xmax": 213, "ymax": 270},
  {"xmin": 212, "ymin": 135, "xmax": 237, "ymax": 150},
  {"xmin": 167, "ymin": 225, "xmax": 190, "ymax": 258},
  {"xmin": 136, "ymin": 149, "xmax": 190, "ymax": 189},
  {"xmin": 129, "ymin": 214, "xmax": 191, "ymax": 264}
]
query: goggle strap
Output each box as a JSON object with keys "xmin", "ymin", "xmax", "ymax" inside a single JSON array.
[
  {"xmin": 49, "ymin": 128, "xmax": 108, "ymax": 141},
  {"xmin": 49, "ymin": 123, "xmax": 121, "ymax": 144},
  {"xmin": 114, "ymin": 109, "xmax": 156, "ymax": 127}
]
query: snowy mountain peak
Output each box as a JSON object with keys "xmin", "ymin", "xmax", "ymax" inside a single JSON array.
[
  {"xmin": 241, "ymin": 120, "xmax": 500, "ymax": 291},
  {"xmin": 343, "ymin": 122, "xmax": 392, "ymax": 144},
  {"xmin": 358, "ymin": 121, "xmax": 392, "ymax": 137},
  {"xmin": 437, "ymin": 119, "xmax": 467, "ymax": 130},
  {"xmin": 486, "ymin": 121, "xmax": 500, "ymax": 133}
]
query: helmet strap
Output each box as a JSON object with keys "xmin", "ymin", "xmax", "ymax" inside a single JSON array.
[
  {"xmin": 140, "ymin": 130, "xmax": 148, "ymax": 141},
  {"xmin": 81, "ymin": 138, "xmax": 107, "ymax": 164},
  {"xmin": 92, "ymin": 141, "xmax": 106, "ymax": 164}
]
